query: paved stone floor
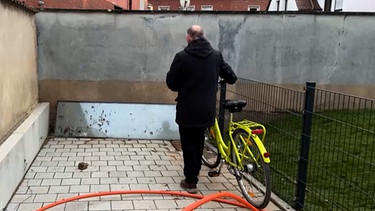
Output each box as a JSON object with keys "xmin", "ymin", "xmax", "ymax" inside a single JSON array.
[{"xmin": 5, "ymin": 137, "xmax": 291, "ymax": 211}]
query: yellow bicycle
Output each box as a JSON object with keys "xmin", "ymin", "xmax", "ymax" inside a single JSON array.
[{"xmin": 202, "ymin": 100, "xmax": 271, "ymax": 209}]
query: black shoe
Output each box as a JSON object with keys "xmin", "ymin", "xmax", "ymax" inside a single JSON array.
[{"xmin": 180, "ymin": 179, "xmax": 198, "ymax": 194}]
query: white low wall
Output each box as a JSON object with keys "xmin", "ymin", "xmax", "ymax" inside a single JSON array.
[
  {"xmin": 0, "ymin": 103, "xmax": 49, "ymax": 209},
  {"xmin": 54, "ymin": 101, "xmax": 179, "ymax": 139}
]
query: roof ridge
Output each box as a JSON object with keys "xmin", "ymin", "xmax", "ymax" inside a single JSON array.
[
  {"xmin": 4, "ymin": 0, "xmax": 38, "ymax": 12},
  {"xmin": 20, "ymin": 0, "xmax": 128, "ymax": 10}
]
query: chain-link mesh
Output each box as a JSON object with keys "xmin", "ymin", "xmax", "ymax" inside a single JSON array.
[{"xmin": 217, "ymin": 78, "xmax": 375, "ymax": 210}]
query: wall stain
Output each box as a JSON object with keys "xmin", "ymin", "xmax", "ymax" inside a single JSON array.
[{"xmin": 218, "ymin": 20, "xmax": 243, "ymax": 63}]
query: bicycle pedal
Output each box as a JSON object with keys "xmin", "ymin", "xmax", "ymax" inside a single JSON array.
[{"xmin": 208, "ymin": 170, "xmax": 220, "ymax": 177}]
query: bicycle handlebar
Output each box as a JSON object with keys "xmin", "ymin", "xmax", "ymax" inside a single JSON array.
[{"xmin": 219, "ymin": 79, "xmax": 227, "ymax": 85}]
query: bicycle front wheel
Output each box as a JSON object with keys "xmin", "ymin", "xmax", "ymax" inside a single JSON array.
[
  {"xmin": 202, "ymin": 127, "xmax": 221, "ymax": 168},
  {"xmin": 231, "ymin": 129, "xmax": 271, "ymax": 209}
]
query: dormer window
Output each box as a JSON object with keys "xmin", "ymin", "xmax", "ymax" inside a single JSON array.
[
  {"xmin": 201, "ymin": 5, "xmax": 213, "ymax": 11},
  {"xmin": 248, "ymin": 5, "xmax": 260, "ymax": 11},
  {"xmin": 158, "ymin": 6, "xmax": 170, "ymax": 11}
]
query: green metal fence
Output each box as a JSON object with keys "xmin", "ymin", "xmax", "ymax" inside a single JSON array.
[{"xmin": 218, "ymin": 77, "xmax": 375, "ymax": 211}]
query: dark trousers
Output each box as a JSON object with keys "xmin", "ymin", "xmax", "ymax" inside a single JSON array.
[{"xmin": 179, "ymin": 126, "xmax": 206, "ymax": 184}]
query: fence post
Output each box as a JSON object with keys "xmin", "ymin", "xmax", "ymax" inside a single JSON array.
[
  {"xmin": 218, "ymin": 80, "xmax": 227, "ymax": 132},
  {"xmin": 294, "ymin": 81, "xmax": 316, "ymax": 210}
]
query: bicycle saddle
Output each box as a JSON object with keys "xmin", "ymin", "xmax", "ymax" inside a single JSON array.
[{"xmin": 224, "ymin": 100, "xmax": 247, "ymax": 112}]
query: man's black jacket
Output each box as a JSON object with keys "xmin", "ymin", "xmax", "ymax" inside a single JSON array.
[{"xmin": 166, "ymin": 37, "xmax": 237, "ymax": 127}]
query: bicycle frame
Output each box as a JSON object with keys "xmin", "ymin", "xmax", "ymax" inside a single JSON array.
[{"xmin": 210, "ymin": 115, "xmax": 270, "ymax": 170}]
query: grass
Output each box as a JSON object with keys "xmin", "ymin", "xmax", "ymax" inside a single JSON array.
[{"xmin": 262, "ymin": 109, "xmax": 375, "ymax": 210}]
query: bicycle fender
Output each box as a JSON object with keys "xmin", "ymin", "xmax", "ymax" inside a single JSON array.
[
  {"xmin": 236, "ymin": 126, "xmax": 270, "ymax": 164},
  {"xmin": 252, "ymin": 135, "xmax": 270, "ymax": 163}
]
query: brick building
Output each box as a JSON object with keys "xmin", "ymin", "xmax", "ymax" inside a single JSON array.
[{"xmin": 148, "ymin": 0, "xmax": 271, "ymax": 11}]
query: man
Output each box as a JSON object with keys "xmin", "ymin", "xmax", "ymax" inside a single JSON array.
[{"xmin": 166, "ymin": 25, "xmax": 237, "ymax": 194}]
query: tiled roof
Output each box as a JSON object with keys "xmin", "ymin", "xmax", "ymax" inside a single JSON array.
[
  {"xmin": 21, "ymin": 0, "xmax": 128, "ymax": 10},
  {"xmin": 108, "ymin": 0, "xmax": 128, "ymax": 9},
  {"xmin": 295, "ymin": 0, "xmax": 322, "ymax": 11},
  {"xmin": 4, "ymin": 0, "xmax": 38, "ymax": 12}
]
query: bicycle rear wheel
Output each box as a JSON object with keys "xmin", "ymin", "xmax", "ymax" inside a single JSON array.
[
  {"xmin": 202, "ymin": 127, "xmax": 221, "ymax": 168},
  {"xmin": 231, "ymin": 129, "xmax": 271, "ymax": 209}
]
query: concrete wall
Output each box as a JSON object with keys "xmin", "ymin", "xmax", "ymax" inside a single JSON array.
[
  {"xmin": 0, "ymin": 103, "xmax": 49, "ymax": 210},
  {"xmin": 36, "ymin": 11, "xmax": 375, "ymax": 122},
  {"xmin": 0, "ymin": 0, "xmax": 38, "ymax": 143}
]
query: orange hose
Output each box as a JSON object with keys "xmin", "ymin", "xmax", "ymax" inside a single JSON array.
[
  {"xmin": 182, "ymin": 191, "xmax": 263, "ymax": 211},
  {"xmin": 35, "ymin": 190, "xmax": 266, "ymax": 211}
]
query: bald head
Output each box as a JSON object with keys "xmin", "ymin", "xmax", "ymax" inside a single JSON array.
[{"xmin": 186, "ymin": 25, "xmax": 204, "ymax": 41}]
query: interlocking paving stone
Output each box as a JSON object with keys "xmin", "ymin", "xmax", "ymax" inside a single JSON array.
[
  {"xmin": 28, "ymin": 186, "xmax": 49, "ymax": 194},
  {"xmin": 133, "ymin": 199, "xmax": 156, "ymax": 209},
  {"xmin": 5, "ymin": 137, "xmax": 287, "ymax": 211},
  {"xmin": 111, "ymin": 200, "xmax": 133, "ymax": 210},
  {"xmin": 88, "ymin": 201, "xmax": 111, "ymax": 210},
  {"xmin": 16, "ymin": 203, "xmax": 43, "ymax": 211}
]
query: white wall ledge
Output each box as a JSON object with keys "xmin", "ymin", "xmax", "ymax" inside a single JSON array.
[{"xmin": 0, "ymin": 103, "xmax": 49, "ymax": 210}]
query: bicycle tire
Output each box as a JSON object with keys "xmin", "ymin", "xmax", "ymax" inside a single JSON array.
[
  {"xmin": 231, "ymin": 129, "xmax": 271, "ymax": 209},
  {"xmin": 202, "ymin": 127, "xmax": 221, "ymax": 168}
]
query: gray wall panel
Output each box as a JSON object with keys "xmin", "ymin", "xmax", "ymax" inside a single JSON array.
[{"xmin": 36, "ymin": 12, "xmax": 375, "ymax": 85}]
